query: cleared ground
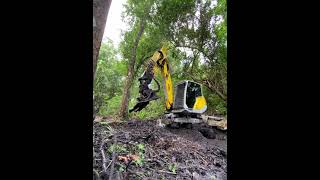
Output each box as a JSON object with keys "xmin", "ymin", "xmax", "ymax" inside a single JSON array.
[{"xmin": 93, "ymin": 118, "xmax": 227, "ymax": 180}]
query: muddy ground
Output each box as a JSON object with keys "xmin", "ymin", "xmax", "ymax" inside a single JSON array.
[{"xmin": 93, "ymin": 119, "xmax": 227, "ymax": 180}]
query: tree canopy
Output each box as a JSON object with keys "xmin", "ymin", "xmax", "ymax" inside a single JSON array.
[{"xmin": 94, "ymin": 0, "xmax": 227, "ymax": 119}]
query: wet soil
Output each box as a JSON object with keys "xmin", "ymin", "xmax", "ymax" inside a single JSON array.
[{"xmin": 93, "ymin": 119, "xmax": 227, "ymax": 180}]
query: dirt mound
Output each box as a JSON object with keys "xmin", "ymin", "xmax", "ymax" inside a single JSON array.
[{"xmin": 93, "ymin": 119, "xmax": 227, "ymax": 180}]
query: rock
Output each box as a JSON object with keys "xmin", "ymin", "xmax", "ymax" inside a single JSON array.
[
  {"xmin": 125, "ymin": 132, "xmax": 130, "ymax": 139},
  {"xmin": 94, "ymin": 116, "xmax": 103, "ymax": 122},
  {"xmin": 199, "ymin": 128, "xmax": 216, "ymax": 139},
  {"xmin": 220, "ymin": 150, "xmax": 227, "ymax": 157},
  {"xmin": 157, "ymin": 119, "xmax": 166, "ymax": 127},
  {"xmin": 168, "ymin": 122, "xmax": 180, "ymax": 129},
  {"xmin": 192, "ymin": 172, "xmax": 200, "ymax": 180},
  {"xmin": 127, "ymin": 120, "xmax": 137, "ymax": 126},
  {"xmin": 185, "ymin": 169, "xmax": 191, "ymax": 176}
]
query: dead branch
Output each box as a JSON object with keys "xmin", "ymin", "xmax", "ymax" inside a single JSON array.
[
  {"xmin": 158, "ymin": 169, "xmax": 177, "ymax": 175},
  {"xmin": 193, "ymin": 150, "xmax": 208, "ymax": 165},
  {"xmin": 106, "ymin": 160, "xmax": 113, "ymax": 169},
  {"xmin": 100, "ymin": 141, "xmax": 108, "ymax": 173},
  {"xmin": 93, "ymin": 169, "xmax": 100, "ymax": 179},
  {"xmin": 108, "ymin": 136, "xmax": 117, "ymax": 180}
]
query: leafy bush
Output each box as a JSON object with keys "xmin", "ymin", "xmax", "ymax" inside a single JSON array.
[
  {"xmin": 130, "ymin": 99, "xmax": 166, "ymax": 120},
  {"xmin": 203, "ymin": 87, "xmax": 227, "ymax": 115},
  {"xmin": 100, "ymin": 95, "xmax": 123, "ymax": 116},
  {"xmin": 94, "ymin": 39, "xmax": 126, "ymax": 117}
]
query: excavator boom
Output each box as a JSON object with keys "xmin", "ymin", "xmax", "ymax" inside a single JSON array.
[{"xmin": 156, "ymin": 47, "xmax": 174, "ymax": 110}]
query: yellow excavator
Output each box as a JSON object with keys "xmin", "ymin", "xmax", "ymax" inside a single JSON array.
[{"xmin": 130, "ymin": 46, "xmax": 227, "ymax": 130}]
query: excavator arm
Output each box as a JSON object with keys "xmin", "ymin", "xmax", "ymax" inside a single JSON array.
[
  {"xmin": 129, "ymin": 47, "xmax": 173, "ymax": 113},
  {"xmin": 156, "ymin": 47, "xmax": 174, "ymax": 111}
]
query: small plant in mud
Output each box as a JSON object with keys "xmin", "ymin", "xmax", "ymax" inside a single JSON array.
[
  {"xmin": 108, "ymin": 144, "xmax": 127, "ymax": 154},
  {"xmin": 98, "ymin": 123, "xmax": 116, "ymax": 136},
  {"xmin": 210, "ymin": 175, "xmax": 217, "ymax": 180},
  {"xmin": 133, "ymin": 154, "xmax": 144, "ymax": 167},
  {"xmin": 118, "ymin": 164, "xmax": 126, "ymax": 172},
  {"xmin": 168, "ymin": 163, "xmax": 177, "ymax": 174},
  {"xmin": 133, "ymin": 143, "xmax": 145, "ymax": 167},
  {"xmin": 98, "ymin": 121, "xmax": 109, "ymax": 125},
  {"xmin": 136, "ymin": 143, "xmax": 145, "ymax": 151}
]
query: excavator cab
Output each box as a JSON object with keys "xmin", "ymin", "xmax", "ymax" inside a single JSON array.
[
  {"xmin": 162, "ymin": 80, "xmax": 207, "ymax": 124},
  {"xmin": 172, "ymin": 80, "xmax": 207, "ymax": 114}
]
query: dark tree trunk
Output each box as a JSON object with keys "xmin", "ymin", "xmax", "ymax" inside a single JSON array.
[
  {"xmin": 93, "ymin": 0, "xmax": 112, "ymax": 80},
  {"xmin": 118, "ymin": 19, "xmax": 146, "ymax": 120}
]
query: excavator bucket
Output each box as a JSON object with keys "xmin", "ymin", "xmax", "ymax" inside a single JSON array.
[
  {"xmin": 129, "ymin": 78, "xmax": 161, "ymax": 113},
  {"xmin": 129, "ymin": 95, "xmax": 160, "ymax": 113}
]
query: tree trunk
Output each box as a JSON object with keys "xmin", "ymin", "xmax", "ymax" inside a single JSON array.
[
  {"xmin": 93, "ymin": 0, "xmax": 112, "ymax": 80},
  {"xmin": 118, "ymin": 19, "xmax": 146, "ymax": 120},
  {"xmin": 204, "ymin": 80, "xmax": 227, "ymax": 102}
]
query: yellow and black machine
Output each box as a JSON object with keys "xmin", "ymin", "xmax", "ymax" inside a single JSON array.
[{"xmin": 130, "ymin": 46, "xmax": 226, "ymax": 129}]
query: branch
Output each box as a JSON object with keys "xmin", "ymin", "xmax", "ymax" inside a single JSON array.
[
  {"xmin": 190, "ymin": 51, "xmax": 200, "ymax": 74},
  {"xmin": 174, "ymin": 42, "xmax": 212, "ymax": 63},
  {"xmin": 93, "ymin": 169, "xmax": 100, "ymax": 179},
  {"xmin": 203, "ymin": 79, "xmax": 226, "ymax": 101},
  {"xmin": 100, "ymin": 140, "xmax": 108, "ymax": 173},
  {"xmin": 129, "ymin": 18, "xmax": 146, "ymax": 73},
  {"xmin": 133, "ymin": 54, "xmax": 153, "ymax": 78},
  {"xmin": 108, "ymin": 136, "xmax": 117, "ymax": 180},
  {"xmin": 186, "ymin": 72, "xmax": 227, "ymax": 102},
  {"xmin": 158, "ymin": 169, "xmax": 177, "ymax": 175}
]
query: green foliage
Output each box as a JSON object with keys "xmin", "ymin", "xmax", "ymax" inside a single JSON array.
[
  {"xmin": 94, "ymin": 0, "xmax": 227, "ymax": 119},
  {"xmin": 100, "ymin": 95, "xmax": 123, "ymax": 116},
  {"xmin": 118, "ymin": 164, "xmax": 126, "ymax": 172},
  {"xmin": 168, "ymin": 163, "xmax": 177, "ymax": 174},
  {"xmin": 137, "ymin": 0, "xmax": 227, "ymax": 115},
  {"xmin": 94, "ymin": 39, "xmax": 126, "ymax": 116},
  {"xmin": 130, "ymin": 98, "xmax": 166, "ymax": 120},
  {"xmin": 137, "ymin": 143, "xmax": 145, "ymax": 151},
  {"xmin": 133, "ymin": 143, "xmax": 145, "ymax": 167},
  {"xmin": 133, "ymin": 155, "xmax": 145, "ymax": 167},
  {"xmin": 211, "ymin": 175, "xmax": 217, "ymax": 180},
  {"xmin": 205, "ymin": 91, "xmax": 227, "ymax": 115},
  {"xmin": 108, "ymin": 144, "xmax": 128, "ymax": 154}
]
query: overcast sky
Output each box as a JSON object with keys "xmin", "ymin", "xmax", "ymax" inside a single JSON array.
[{"xmin": 102, "ymin": 0, "xmax": 128, "ymax": 48}]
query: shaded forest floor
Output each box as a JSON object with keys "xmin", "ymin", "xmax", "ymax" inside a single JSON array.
[{"xmin": 93, "ymin": 117, "xmax": 227, "ymax": 180}]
